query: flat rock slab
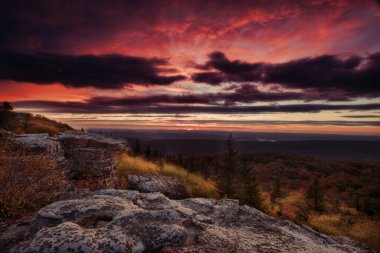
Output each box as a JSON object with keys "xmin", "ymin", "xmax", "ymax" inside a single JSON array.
[
  {"xmin": 128, "ymin": 174, "xmax": 189, "ymax": 199},
  {"xmin": 10, "ymin": 190, "xmax": 373, "ymax": 253}
]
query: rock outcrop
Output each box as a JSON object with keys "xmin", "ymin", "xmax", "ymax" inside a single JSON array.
[
  {"xmin": 13, "ymin": 131, "xmax": 129, "ymax": 188},
  {"xmin": 10, "ymin": 190, "xmax": 372, "ymax": 253},
  {"xmin": 57, "ymin": 131, "xmax": 128, "ymax": 188},
  {"xmin": 128, "ymin": 174, "xmax": 189, "ymax": 199},
  {"xmin": 14, "ymin": 133, "xmax": 65, "ymax": 165}
]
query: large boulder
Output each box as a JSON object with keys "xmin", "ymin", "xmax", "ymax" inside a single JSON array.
[
  {"xmin": 128, "ymin": 174, "xmax": 189, "ymax": 199},
  {"xmin": 57, "ymin": 131, "xmax": 128, "ymax": 188},
  {"xmin": 10, "ymin": 190, "xmax": 373, "ymax": 253},
  {"xmin": 14, "ymin": 133, "xmax": 65, "ymax": 165},
  {"xmin": 13, "ymin": 131, "xmax": 129, "ymax": 189}
]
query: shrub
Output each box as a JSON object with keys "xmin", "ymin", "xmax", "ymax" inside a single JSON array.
[
  {"xmin": 0, "ymin": 139, "xmax": 66, "ymax": 220},
  {"xmin": 116, "ymin": 154, "xmax": 218, "ymax": 198}
]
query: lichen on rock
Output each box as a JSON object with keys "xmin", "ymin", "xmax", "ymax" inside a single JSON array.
[{"xmin": 10, "ymin": 190, "xmax": 373, "ymax": 253}]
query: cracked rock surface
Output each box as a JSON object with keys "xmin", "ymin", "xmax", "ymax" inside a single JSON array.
[
  {"xmin": 128, "ymin": 174, "xmax": 189, "ymax": 199},
  {"xmin": 11, "ymin": 190, "xmax": 373, "ymax": 253}
]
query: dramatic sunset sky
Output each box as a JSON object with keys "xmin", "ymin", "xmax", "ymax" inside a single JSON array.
[{"xmin": 1, "ymin": 0, "xmax": 380, "ymax": 134}]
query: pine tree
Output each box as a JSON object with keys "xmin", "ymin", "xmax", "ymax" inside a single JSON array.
[
  {"xmin": 1, "ymin": 101, "xmax": 13, "ymax": 111},
  {"xmin": 239, "ymin": 161, "xmax": 262, "ymax": 209},
  {"xmin": 271, "ymin": 175, "xmax": 282, "ymax": 201},
  {"xmin": 145, "ymin": 145, "xmax": 152, "ymax": 159},
  {"xmin": 152, "ymin": 150, "xmax": 159, "ymax": 160},
  {"xmin": 133, "ymin": 138, "xmax": 142, "ymax": 155},
  {"xmin": 363, "ymin": 196, "xmax": 374, "ymax": 216},
  {"xmin": 354, "ymin": 193, "xmax": 361, "ymax": 211},
  {"xmin": 306, "ymin": 177, "xmax": 324, "ymax": 211},
  {"xmin": 218, "ymin": 134, "xmax": 239, "ymax": 197}
]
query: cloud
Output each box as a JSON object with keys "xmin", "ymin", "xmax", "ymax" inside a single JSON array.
[
  {"xmin": 13, "ymin": 100, "xmax": 380, "ymax": 114},
  {"xmin": 85, "ymin": 86, "xmax": 308, "ymax": 107},
  {"xmin": 185, "ymin": 119, "xmax": 380, "ymax": 127},
  {"xmin": 191, "ymin": 72, "xmax": 225, "ymax": 86},
  {"xmin": 341, "ymin": 115, "xmax": 380, "ymax": 119},
  {"xmin": 192, "ymin": 51, "xmax": 380, "ymax": 98},
  {"xmin": 0, "ymin": 50, "xmax": 186, "ymax": 89}
]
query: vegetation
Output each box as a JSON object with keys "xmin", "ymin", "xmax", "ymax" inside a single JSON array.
[
  {"xmin": 0, "ymin": 138, "xmax": 66, "ymax": 220},
  {"xmin": 116, "ymin": 153, "xmax": 218, "ymax": 198},
  {"xmin": 218, "ymin": 134, "xmax": 239, "ymax": 197},
  {"xmin": 164, "ymin": 150, "xmax": 380, "ymax": 251},
  {"xmin": 0, "ymin": 103, "xmax": 72, "ymax": 135},
  {"xmin": 0, "ymin": 110, "xmax": 378, "ymax": 250},
  {"xmin": 236, "ymin": 161, "xmax": 262, "ymax": 209},
  {"xmin": 1, "ymin": 101, "xmax": 13, "ymax": 111},
  {"xmin": 133, "ymin": 138, "xmax": 142, "ymax": 155},
  {"xmin": 306, "ymin": 176, "xmax": 324, "ymax": 211}
]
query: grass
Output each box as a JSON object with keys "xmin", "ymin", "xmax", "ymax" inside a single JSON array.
[
  {"xmin": 116, "ymin": 153, "xmax": 218, "ymax": 198},
  {"xmin": 0, "ymin": 111, "xmax": 72, "ymax": 136},
  {"xmin": 308, "ymin": 213, "xmax": 380, "ymax": 252}
]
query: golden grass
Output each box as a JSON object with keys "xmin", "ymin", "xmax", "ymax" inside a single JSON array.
[
  {"xmin": 308, "ymin": 213, "xmax": 345, "ymax": 235},
  {"xmin": 116, "ymin": 154, "xmax": 218, "ymax": 198},
  {"xmin": 0, "ymin": 112, "xmax": 72, "ymax": 136},
  {"xmin": 348, "ymin": 219, "xmax": 380, "ymax": 252},
  {"xmin": 308, "ymin": 213, "xmax": 380, "ymax": 252}
]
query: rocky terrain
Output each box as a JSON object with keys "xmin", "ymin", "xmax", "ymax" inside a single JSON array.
[
  {"xmin": 0, "ymin": 131, "xmax": 374, "ymax": 253},
  {"xmin": 5, "ymin": 189, "xmax": 372, "ymax": 253},
  {"xmin": 128, "ymin": 174, "xmax": 189, "ymax": 199},
  {"xmin": 14, "ymin": 131, "xmax": 129, "ymax": 188}
]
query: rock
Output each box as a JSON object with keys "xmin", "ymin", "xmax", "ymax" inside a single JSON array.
[
  {"xmin": 128, "ymin": 174, "xmax": 189, "ymax": 199},
  {"xmin": 11, "ymin": 190, "xmax": 373, "ymax": 253},
  {"xmin": 14, "ymin": 133, "xmax": 65, "ymax": 165},
  {"xmin": 58, "ymin": 131, "xmax": 129, "ymax": 188},
  {"xmin": 13, "ymin": 131, "xmax": 129, "ymax": 189},
  {"xmin": 0, "ymin": 216, "xmax": 32, "ymax": 253}
]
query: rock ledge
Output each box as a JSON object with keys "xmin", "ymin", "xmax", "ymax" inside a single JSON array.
[{"xmin": 10, "ymin": 190, "xmax": 372, "ymax": 253}]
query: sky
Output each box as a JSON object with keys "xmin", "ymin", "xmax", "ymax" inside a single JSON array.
[{"xmin": 1, "ymin": 0, "xmax": 380, "ymax": 135}]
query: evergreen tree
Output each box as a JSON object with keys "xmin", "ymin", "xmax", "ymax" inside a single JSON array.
[
  {"xmin": 133, "ymin": 138, "xmax": 142, "ymax": 155},
  {"xmin": 354, "ymin": 193, "xmax": 361, "ymax": 211},
  {"xmin": 238, "ymin": 161, "xmax": 262, "ymax": 209},
  {"xmin": 306, "ymin": 176, "xmax": 324, "ymax": 211},
  {"xmin": 177, "ymin": 154, "xmax": 184, "ymax": 167},
  {"xmin": 334, "ymin": 198, "xmax": 340, "ymax": 212},
  {"xmin": 1, "ymin": 101, "xmax": 13, "ymax": 111},
  {"xmin": 145, "ymin": 145, "xmax": 152, "ymax": 159},
  {"xmin": 218, "ymin": 134, "xmax": 239, "ymax": 197},
  {"xmin": 363, "ymin": 196, "xmax": 374, "ymax": 216},
  {"xmin": 271, "ymin": 175, "xmax": 282, "ymax": 201}
]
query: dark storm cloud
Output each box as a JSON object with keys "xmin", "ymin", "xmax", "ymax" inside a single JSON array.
[
  {"xmin": 13, "ymin": 100, "xmax": 380, "ymax": 114},
  {"xmin": 341, "ymin": 115, "xmax": 380, "ymax": 119},
  {"xmin": 86, "ymin": 86, "xmax": 306, "ymax": 107},
  {"xmin": 0, "ymin": 0, "xmax": 352, "ymax": 52},
  {"xmin": 0, "ymin": 50, "xmax": 186, "ymax": 88},
  {"xmin": 193, "ymin": 51, "xmax": 380, "ymax": 98},
  {"xmin": 181, "ymin": 119, "xmax": 380, "ymax": 127},
  {"xmin": 192, "ymin": 72, "xmax": 225, "ymax": 86}
]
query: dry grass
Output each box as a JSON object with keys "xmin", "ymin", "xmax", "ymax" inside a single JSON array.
[
  {"xmin": 0, "ymin": 139, "xmax": 67, "ymax": 220},
  {"xmin": 308, "ymin": 213, "xmax": 380, "ymax": 252},
  {"xmin": 0, "ymin": 112, "xmax": 72, "ymax": 136},
  {"xmin": 116, "ymin": 154, "xmax": 218, "ymax": 198},
  {"xmin": 308, "ymin": 213, "xmax": 345, "ymax": 235},
  {"xmin": 348, "ymin": 219, "xmax": 380, "ymax": 252}
]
